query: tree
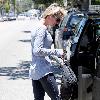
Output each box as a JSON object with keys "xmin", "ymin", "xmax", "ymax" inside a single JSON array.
[
  {"xmin": 4, "ymin": 0, "xmax": 10, "ymax": 13},
  {"xmin": 16, "ymin": 0, "xmax": 33, "ymax": 13},
  {"xmin": 34, "ymin": 0, "xmax": 63, "ymax": 7},
  {"xmin": 91, "ymin": 0, "xmax": 100, "ymax": 5},
  {"xmin": 0, "ymin": 0, "xmax": 11, "ymax": 14},
  {"xmin": 13, "ymin": 0, "xmax": 16, "ymax": 14},
  {"xmin": 0, "ymin": 0, "xmax": 6, "ymax": 10}
]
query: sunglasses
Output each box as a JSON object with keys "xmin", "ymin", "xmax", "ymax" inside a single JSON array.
[
  {"xmin": 52, "ymin": 15, "xmax": 61, "ymax": 23},
  {"xmin": 52, "ymin": 11, "xmax": 63, "ymax": 22}
]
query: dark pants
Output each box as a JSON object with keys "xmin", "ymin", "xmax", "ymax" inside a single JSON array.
[{"xmin": 32, "ymin": 73, "xmax": 60, "ymax": 100}]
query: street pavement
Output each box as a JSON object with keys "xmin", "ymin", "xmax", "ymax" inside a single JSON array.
[
  {"xmin": 0, "ymin": 19, "xmax": 93, "ymax": 100},
  {"xmin": 0, "ymin": 20, "xmax": 62, "ymax": 100},
  {"xmin": 0, "ymin": 78, "xmax": 61, "ymax": 100}
]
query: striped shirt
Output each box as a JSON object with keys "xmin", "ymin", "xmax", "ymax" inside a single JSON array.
[{"xmin": 29, "ymin": 20, "xmax": 63, "ymax": 80}]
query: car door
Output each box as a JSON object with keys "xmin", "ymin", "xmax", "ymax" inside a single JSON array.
[
  {"xmin": 70, "ymin": 18, "xmax": 96, "ymax": 76},
  {"xmin": 95, "ymin": 19, "xmax": 100, "ymax": 77}
]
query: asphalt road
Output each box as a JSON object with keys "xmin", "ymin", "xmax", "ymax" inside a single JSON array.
[
  {"xmin": 0, "ymin": 19, "xmax": 61, "ymax": 100},
  {"xmin": 0, "ymin": 20, "xmax": 32, "ymax": 68}
]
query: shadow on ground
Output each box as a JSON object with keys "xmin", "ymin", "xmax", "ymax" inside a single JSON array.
[
  {"xmin": 18, "ymin": 30, "xmax": 31, "ymax": 43},
  {"xmin": 22, "ymin": 31, "xmax": 31, "ymax": 33},
  {"xmin": 0, "ymin": 61, "xmax": 31, "ymax": 80},
  {"xmin": 19, "ymin": 39, "xmax": 31, "ymax": 42},
  {"xmin": 0, "ymin": 60, "xmax": 62, "ymax": 84}
]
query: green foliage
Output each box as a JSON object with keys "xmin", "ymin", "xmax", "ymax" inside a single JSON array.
[
  {"xmin": 13, "ymin": 0, "xmax": 16, "ymax": 8},
  {"xmin": 91, "ymin": 0, "xmax": 100, "ymax": 5},
  {"xmin": 4, "ymin": 0, "xmax": 10, "ymax": 13},
  {"xmin": 16, "ymin": 0, "xmax": 33, "ymax": 13},
  {"xmin": 34, "ymin": 0, "xmax": 63, "ymax": 7}
]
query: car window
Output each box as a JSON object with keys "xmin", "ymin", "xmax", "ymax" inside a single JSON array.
[
  {"xmin": 70, "ymin": 15, "xmax": 83, "ymax": 26},
  {"xmin": 59, "ymin": 14, "xmax": 70, "ymax": 29},
  {"xmin": 96, "ymin": 23, "xmax": 100, "ymax": 36},
  {"xmin": 59, "ymin": 13, "xmax": 85, "ymax": 30},
  {"xmin": 79, "ymin": 19, "xmax": 96, "ymax": 52},
  {"xmin": 72, "ymin": 18, "xmax": 87, "ymax": 38},
  {"xmin": 68, "ymin": 14, "xmax": 85, "ymax": 27}
]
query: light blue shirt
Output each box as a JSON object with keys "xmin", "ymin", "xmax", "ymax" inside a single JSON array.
[{"xmin": 29, "ymin": 20, "xmax": 63, "ymax": 80}]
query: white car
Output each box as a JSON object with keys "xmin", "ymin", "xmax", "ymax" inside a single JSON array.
[
  {"xmin": 2, "ymin": 16, "xmax": 8, "ymax": 21},
  {"xmin": 0, "ymin": 17, "xmax": 4, "ymax": 22},
  {"xmin": 17, "ymin": 14, "xmax": 26, "ymax": 20}
]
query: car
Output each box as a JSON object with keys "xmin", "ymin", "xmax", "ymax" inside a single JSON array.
[
  {"xmin": 27, "ymin": 9, "xmax": 41, "ymax": 20},
  {"xmin": 70, "ymin": 12, "xmax": 100, "ymax": 76},
  {"xmin": 7, "ymin": 12, "xmax": 16, "ymax": 21},
  {"xmin": 17, "ymin": 13, "xmax": 26, "ymax": 20},
  {"xmin": 55, "ymin": 11, "xmax": 86, "ymax": 49},
  {"xmin": 8, "ymin": 15, "xmax": 16, "ymax": 21},
  {"xmin": 87, "ymin": 11, "xmax": 100, "ymax": 18},
  {"xmin": 60, "ymin": 12, "xmax": 100, "ymax": 100},
  {"xmin": 2, "ymin": 15, "xmax": 8, "ymax": 21},
  {"xmin": 0, "ymin": 17, "xmax": 4, "ymax": 22}
]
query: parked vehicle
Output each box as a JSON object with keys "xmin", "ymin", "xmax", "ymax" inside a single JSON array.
[
  {"xmin": 55, "ymin": 11, "xmax": 86, "ymax": 49},
  {"xmin": 17, "ymin": 13, "xmax": 26, "ymax": 20},
  {"xmin": 60, "ymin": 12, "xmax": 100, "ymax": 100},
  {"xmin": 27, "ymin": 9, "xmax": 41, "ymax": 20},
  {"xmin": 0, "ymin": 17, "xmax": 4, "ymax": 22},
  {"xmin": 8, "ymin": 15, "xmax": 16, "ymax": 21},
  {"xmin": 86, "ymin": 11, "xmax": 100, "ymax": 18},
  {"xmin": 7, "ymin": 12, "xmax": 16, "ymax": 21},
  {"xmin": 2, "ymin": 15, "xmax": 8, "ymax": 21}
]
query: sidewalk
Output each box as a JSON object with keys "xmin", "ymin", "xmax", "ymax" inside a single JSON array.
[
  {"xmin": 0, "ymin": 20, "xmax": 62, "ymax": 100},
  {"xmin": 0, "ymin": 67, "xmax": 62, "ymax": 100}
]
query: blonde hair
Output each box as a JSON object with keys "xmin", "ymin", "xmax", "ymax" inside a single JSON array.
[{"xmin": 42, "ymin": 3, "xmax": 65, "ymax": 19}]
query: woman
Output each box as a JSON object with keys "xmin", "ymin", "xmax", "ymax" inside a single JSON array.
[{"xmin": 29, "ymin": 3, "xmax": 65, "ymax": 100}]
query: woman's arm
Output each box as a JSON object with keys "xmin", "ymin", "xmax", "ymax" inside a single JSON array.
[{"xmin": 32, "ymin": 27, "xmax": 63, "ymax": 57}]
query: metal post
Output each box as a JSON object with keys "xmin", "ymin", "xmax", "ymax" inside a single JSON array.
[
  {"xmin": 78, "ymin": 66, "xmax": 92, "ymax": 100},
  {"xmin": 92, "ymin": 77, "xmax": 100, "ymax": 100},
  {"xmin": 92, "ymin": 54, "xmax": 100, "ymax": 100},
  {"xmin": 78, "ymin": 66, "xmax": 83, "ymax": 100}
]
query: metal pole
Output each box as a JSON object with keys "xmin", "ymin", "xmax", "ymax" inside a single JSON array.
[
  {"xmin": 92, "ymin": 77, "xmax": 100, "ymax": 100},
  {"xmin": 78, "ymin": 66, "xmax": 83, "ymax": 100},
  {"xmin": 92, "ymin": 49, "xmax": 100, "ymax": 100}
]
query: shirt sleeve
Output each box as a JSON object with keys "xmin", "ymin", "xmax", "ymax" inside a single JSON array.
[{"xmin": 32, "ymin": 27, "xmax": 63, "ymax": 57}]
